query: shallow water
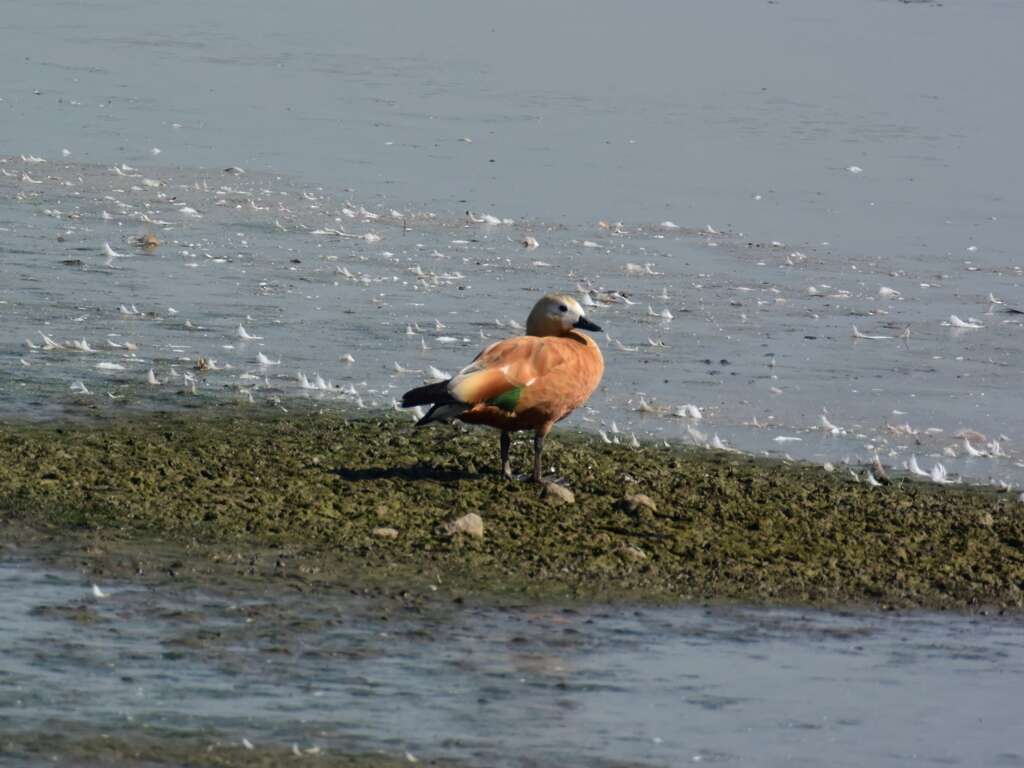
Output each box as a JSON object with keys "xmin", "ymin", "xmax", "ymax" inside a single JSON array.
[
  {"xmin": 2, "ymin": 5, "xmax": 1024, "ymax": 762},
  {"xmin": 2, "ymin": 0, "xmax": 1023, "ymax": 489},
  {"xmin": 3, "ymin": 554, "xmax": 1024, "ymax": 767}
]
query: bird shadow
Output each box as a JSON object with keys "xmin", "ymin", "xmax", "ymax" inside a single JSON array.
[{"xmin": 329, "ymin": 464, "xmax": 481, "ymax": 483}]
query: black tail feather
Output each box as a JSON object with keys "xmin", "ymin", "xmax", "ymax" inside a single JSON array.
[
  {"xmin": 401, "ymin": 380, "xmax": 453, "ymax": 408},
  {"xmin": 415, "ymin": 401, "xmax": 470, "ymax": 427}
]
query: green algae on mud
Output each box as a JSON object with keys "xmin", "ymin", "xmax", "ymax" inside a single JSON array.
[{"xmin": 1, "ymin": 406, "xmax": 1023, "ymax": 610}]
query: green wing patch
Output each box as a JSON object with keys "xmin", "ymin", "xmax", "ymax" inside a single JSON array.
[{"xmin": 487, "ymin": 385, "xmax": 524, "ymax": 413}]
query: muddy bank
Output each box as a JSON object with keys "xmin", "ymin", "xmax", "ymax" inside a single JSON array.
[
  {"xmin": 1, "ymin": 406, "xmax": 1022, "ymax": 610},
  {"xmin": 1, "ymin": 727, "xmax": 455, "ymax": 768}
]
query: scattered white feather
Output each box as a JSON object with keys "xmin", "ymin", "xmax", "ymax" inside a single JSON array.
[
  {"xmin": 710, "ymin": 434, "xmax": 734, "ymax": 452},
  {"xmin": 673, "ymin": 404, "xmax": 703, "ymax": 420},
  {"xmin": 947, "ymin": 315, "xmax": 983, "ymax": 330},
  {"xmin": 890, "ymin": 422, "xmax": 919, "ymax": 437},
  {"xmin": 257, "ymin": 352, "xmax": 280, "ymax": 366},
  {"xmin": 963, "ymin": 438, "xmax": 987, "ymax": 457},
  {"xmin": 91, "ymin": 584, "xmax": 109, "ymax": 598},
  {"xmin": 297, "ymin": 371, "xmax": 330, "ymax": 390},
  {"xmin": 820, "ymin": 414, "xmax": 845, "ymax": 436},
  {"xmin": 426, "ymin": 365, "xmax": 450, "ymax": 382},
  {"xmin": 852, "ymin": 325, "xmax": 893, "ymax": 340},
  {"xmin": 237, "ymin": 324, "xmax": 263, "ymax": 341},
  {"xmin": 102, "ymin": 242, "xmax": 124, "ymax": 266},
  {"xmin": 70, "ymin": 381, "xmax": 91, "ymax": 394},
  {"xmin": 930, "ymin": 462, "xmax": 955, "ymax": 484},
  {"xmin": 636, "ymin": 396, "xmax": 657, "ymax": 413},
  {"xmin": 147, "ymin": 369, "xmax": 160, "ymax": 385},
  {"xmin": 467, "ymin": 211, "xmax": 506, "ymax": 225}
]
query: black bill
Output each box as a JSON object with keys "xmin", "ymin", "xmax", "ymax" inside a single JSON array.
[{"xmin": 574, "ymin": 316, "xmax": 602, "ymax": 332}]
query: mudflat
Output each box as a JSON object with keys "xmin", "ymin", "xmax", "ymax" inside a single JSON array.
[{"xmin": 2, "ymin": 406, "xmax": 1021, "ymax": 611}]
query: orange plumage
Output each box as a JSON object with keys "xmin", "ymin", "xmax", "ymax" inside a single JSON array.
[{"xmin": 402, "ymin": 293, "xmax": 604, "ymax": 481}]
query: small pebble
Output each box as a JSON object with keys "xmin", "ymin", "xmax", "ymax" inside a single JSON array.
[
  {"xmin": 542, "ymin": 482, "xmax": 575, "ymax": 505},
  {"xmin": 448, "ymin": 513, "xmax": 484, "ymax": 539},
  {"xmin": 620, "ymin": 544, "xmax": 647, "ymax": 561}
]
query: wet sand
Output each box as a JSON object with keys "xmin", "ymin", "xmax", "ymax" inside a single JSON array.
[{"xmin": 3, "ymin": 405, "xmax": 1022, "ymax": 611}]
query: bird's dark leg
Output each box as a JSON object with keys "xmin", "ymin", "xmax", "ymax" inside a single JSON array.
[
  {"xmin": 532, "ymin": 432, "xmax": 545, "ymax": 483},
  {"xmin": 500, "ymin": 431, "xmax": 513, "ymax": 479}
]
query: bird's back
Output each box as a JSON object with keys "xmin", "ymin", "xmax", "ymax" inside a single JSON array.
[{"xmin": 459, "ymin": 331, "xmax": 603, "ymax": 430}]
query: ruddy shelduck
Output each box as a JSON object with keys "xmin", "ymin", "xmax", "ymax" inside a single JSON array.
[{"xmin": 401, "ymin": 293, "xmax": 604, "ymax": 482}]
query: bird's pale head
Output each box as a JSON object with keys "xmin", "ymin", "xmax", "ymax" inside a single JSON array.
[{"xmin": 526, "ymin": 293, "xmax": 602, "ymax": 337}]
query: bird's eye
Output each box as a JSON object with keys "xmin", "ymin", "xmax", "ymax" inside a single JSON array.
[{"xmin": 558, "ymin": 304, "xmax": 568, "ymax": 312}]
